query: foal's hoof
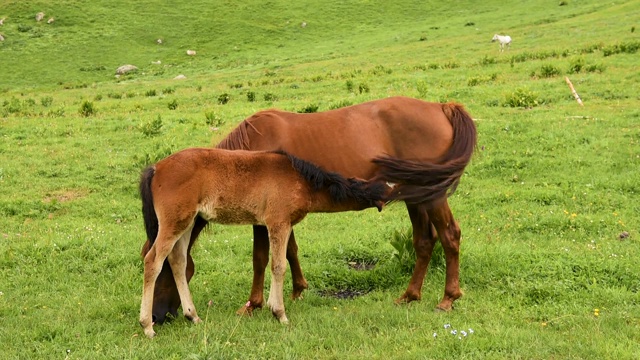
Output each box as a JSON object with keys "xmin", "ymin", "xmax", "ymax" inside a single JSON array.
[
  {"xmin": 143, "ymin": 328, "xmax": 156, "ymax": 339},
  {"xmin": 394, "ymin": 293, "xmax": 420, "ymax": 305},
  {"xmin": 278, "ymin": 315, "xmax": 289, "ymax": 325}
]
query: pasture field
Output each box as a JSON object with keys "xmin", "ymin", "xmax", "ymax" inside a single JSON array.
[{"xmin": 1, "ymin": 0, "xmax": 639, "ymax": 358}]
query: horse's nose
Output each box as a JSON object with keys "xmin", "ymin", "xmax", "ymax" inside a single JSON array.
[{"xmin": 152, "ymin": 312, "xmax": 166, "ymax": 325}]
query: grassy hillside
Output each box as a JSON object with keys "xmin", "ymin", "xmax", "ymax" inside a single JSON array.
[{"xmin": 1, "ymin": 0, "xmax": 639, "ymax": 359}]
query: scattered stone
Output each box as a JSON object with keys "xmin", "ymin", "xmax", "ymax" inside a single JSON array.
[
  {"xmin": 619, "ymin": 231, "xmax": 629, "ymax": 240},
  {"xmin": 157, "ymin": 39, "xmax": 162, "ymax": 44},
  {"xmin": 0, "ymin": 18, "xmax": 5, "ymax": 26},
  {"xmin": 47, "ymin": 17, "xmax": 54, "ymax": 24},
  {"xmin": 115, "ymin": 64, "xmax": 138, "ymax": 75},
  {"xmin": 301, "ymin": 21, "xmax": 307, "ymax": 28},
  {"xmin": 36, "ymin": 12, "xmax": 45, "ymax": 22},
  {"xmin": 0, "ymin": 34, "xmax": 4, "ymax": 41},
  {"xmin": 174, "ymin": 74, "xmax": 186, "ymax": 80},
  {"xmin": 186, "ymin": 50, "xmax": 196, "ymax": 56},
  {"xmin": 151, "ymin": 60, "xmax": 161, "ymax": 65}
]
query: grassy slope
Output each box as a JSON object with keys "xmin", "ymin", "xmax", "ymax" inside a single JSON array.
[{"xmin": 1, "ymin": 0, "xmax": 639, "ymax": 359}]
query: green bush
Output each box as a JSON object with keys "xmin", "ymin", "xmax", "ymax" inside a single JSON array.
[
  {"xmin": 217, "ymin": 93, "xmax": 230, "ymax": 105},
  {"xmin": 263, "ymin": 93, "xmax": 277, "ymax": 101},
  {"xmin": 79, "ymin": 100, "xmax": 96, "ymax": 117},
  {"xmin": 298, "ymin": 103, "xmax": 319, "ymax": 113},
  {"xmin": 539, "ymin": 64, "xmax": 561, "ymax": 78},
  {"xmin": 167, "ymin": 99, "xmax": 178, "ymax": 110},
  {"xmin": 145, "ymin": 89, "xmax": 157, "ymax": 97},
  {"xmin": 205, "ymin": 111, "xmax": 225, "ymax": 127},
  {"xmin": 504, "ymin": 88, "xmax": 540, "ymax": 108},
  {"xmin": 246, "ymin": 91, "xmax": 256, "ymax": 102},
  {"xmin": 40, "ymin": 96, "xmax": 53, "ymax": 107},
  {"xmin": 139, "ymin": 115, "xmax": 163, "ymax": 137},
  {"xmin": 568, "ymin": 58, "xmax": 586, "ymax": 74}
]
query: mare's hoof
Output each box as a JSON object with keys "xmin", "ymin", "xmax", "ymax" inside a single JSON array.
[{"xmin": 236, "ymin": 301, "xmax": 261, "ymax": 316}]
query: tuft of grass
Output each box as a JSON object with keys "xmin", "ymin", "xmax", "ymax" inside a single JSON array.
[{"xmin": 79, "ymin": 100, "xmax": 96, "ymax": 117}]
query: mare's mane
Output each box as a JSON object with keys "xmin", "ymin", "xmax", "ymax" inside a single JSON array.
[{"xmin": 216, "ymin": 119, "xmax": 257, "ymax": 150}]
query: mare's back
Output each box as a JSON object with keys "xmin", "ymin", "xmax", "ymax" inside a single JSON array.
[{"xmin": 219, "ymin": 97, "xmax": 454, "ymax": 178}]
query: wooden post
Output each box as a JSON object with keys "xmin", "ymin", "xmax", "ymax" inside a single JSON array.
[{"xmin": 564, "ymin": 76, "xmax": 584, "ymax": 106}]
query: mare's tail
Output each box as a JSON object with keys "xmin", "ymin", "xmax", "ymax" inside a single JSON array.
[
  {"xmin": 372, "ymin": 102, "xmax": 477, "ymax": 205},
  {"xmin": 140, "ymin": 166, "xmax": 159, "ymax": 244}
]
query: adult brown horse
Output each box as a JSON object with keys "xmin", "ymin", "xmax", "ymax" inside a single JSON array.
[
  {"xmin": 145, "ymin": 96, "xmax": 477, "ymax": 324},
  {"xmin": 139, "ymin": 148, "xmax": 389, "ymax": 337}
]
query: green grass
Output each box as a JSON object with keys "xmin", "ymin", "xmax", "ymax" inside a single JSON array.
[{"xmin": 1, "ymin": 0, "xmax": 639, "ymax": 358}]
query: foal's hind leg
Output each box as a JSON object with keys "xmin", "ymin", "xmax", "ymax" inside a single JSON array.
[
  {"xmin": 167, "ymin": 225, "xmax": 200, "ymax": 324},
  {"xmin": 266, "ymin": 223, "xmax": 292, "ymax": 324},
  {"xmin": 396, "ymin": 203, "xmax": 439, "ymax": 304},
  {"xmin": 140, "ymin": 231, "xmax": 182, "ymax": 338},
  {"xmin": 427, "ymin": 200, "xmax": 463, "ymax": 311}
]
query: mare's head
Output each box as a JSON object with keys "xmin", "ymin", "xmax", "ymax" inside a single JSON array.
[
  {"xmin": 491, "ymin": 34, "xmax": 499, "ymax": 42},
  {"xmin": 140, "ymin": 239, "xmax": 195, "ymax": 324}
]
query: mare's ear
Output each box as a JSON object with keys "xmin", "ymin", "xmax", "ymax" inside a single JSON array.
[{"xmin": 141, "ymin": 239, "xmax": 152, "ymax": 258}]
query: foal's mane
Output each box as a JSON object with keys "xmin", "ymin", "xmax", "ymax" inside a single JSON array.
[{"xmin": 273, "ymin": 150, "xmax": 387, "ymax": 206}]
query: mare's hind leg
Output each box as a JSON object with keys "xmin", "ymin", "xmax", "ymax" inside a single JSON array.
[
  {"xmin": 238, "ymin": 226, "xmax": 307, "ymax": 315},
  {"xmin": 396, "ymin": 203, "xmax": 438, "ymax": 304},
  {"xmin": 167, "ymin": 224, "xmax": 200, "ymax": 324},
  {"xmin": 427, "ymin": 200, "xmax": 463, "ymax": 311}
]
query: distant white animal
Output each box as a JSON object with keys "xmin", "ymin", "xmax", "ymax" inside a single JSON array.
[
  {"xmin": 491, "ymin": 34, "xmax": 511, "ymax": 52},
  {"xmin": 0, "ymin": 18, "xmax": 5, "ymax": 26},
  {"xmin": 47, "ymin": 17, "xmax": 54, "ymax": 24},
  {"xmin": 186, "ymin": 50, "xmax": 196, "ymax": 56},
  {"xmin": 36, "ymin": 12, "xmax": 45, "ymax": 22}
]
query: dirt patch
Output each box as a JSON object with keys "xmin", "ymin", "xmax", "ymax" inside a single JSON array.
[
  {"xmin": 347, "ymin": 260, "xmax": 376, "ymax": 271},
  {"xmin": 43, "ymin": 189, "xmax": 88, "ymax": 203},
  {"xmin": 319, "ymin": 289, "xmax": 368, "ymax": 300}
]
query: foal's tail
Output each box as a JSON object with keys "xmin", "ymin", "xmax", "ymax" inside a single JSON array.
[
  {"xmin": 140, "ymin": 166, "xmax": 159, "ymax": 244},
  {"xmin": 372, "ymin": 102, "xmax": 477, "ymax": 205}
]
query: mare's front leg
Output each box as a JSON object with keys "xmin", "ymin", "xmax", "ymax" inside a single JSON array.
[
  {"xmin": 238, "ymin": 226, "xmax": 307, "ymax": 315},
  {"xmin": 266, "ymin": 223, "xmax": 292, "ymax": 324},
  {"xmin": 396, "ymin": 203, "xmax": 438, "ymax": 304},
  {"xmin": 167, "ymin": 226, "xmax": 201, "ymax": 324}
]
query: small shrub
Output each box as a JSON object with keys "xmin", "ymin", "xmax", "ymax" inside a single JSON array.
[
  {"xmin": 479, "ymin": 55, "xmax": 497, "ymax": 66},
  {"xmin": 107, "ymin": 92, "xmax": 122, "ymax": 99},
  {"xmin": 389, "ymin": 228, "xmax": 416, "ymax": 275},
  {"xmin": 205, "ymin": 111, "xmax": 225, "ymax": 127},
  {"xmin": 310, "ymin": 75, "xmax": 323, "ymax": 82},
  {"xmin": 94, "ymin": 94, "xmax": 103, "ymax": 101},
  {"xmin": 298, "ymin": 103, "xmax": 319, "ymax": 113},
  {"xmin": 145, "ymin": 89, "xmax": 157, "ymax": 97},
  {"xmin": 263, "ymin": 93, "xmax": 278, "ymax": 102},
  {"xmin": 585, "ymin": 63, "xmax": 606, "ymax": 73},
  {"xmin": 559, "ymin": 1, "xmax": 568, "ymax": 5},
  {"xmin": 428, "ymin": 63, "xmax": 440, "ymax": 70},
  {"xmin": 79, "ymin": 100, "xmax": 96, "ymax": 117},
  {"xmin": 246, "ymin": 91, "xmax": 256, "ymax": 102},
  {"xmin": 371, "ymin": 65, "xmax": 392, "ymax": 75},
  {"xmin": 4, "ymin": 98, "xmax": 22, "ymax": 114},
  {"xmin": 442, "ymin": 61, "xmax": 459, "ymax": 69},
  {"xmin": 167, "ymin": 99, "xmax": 178, "ymax": 110},
  {"xmin": 17, "ymin": 24, "xmax": 32, "ymax": 33},
  {"xmin": 228, "ymin": 83, "xmax": 243, "ymax": 89},
  {"xmin": 40, "ymin": 96, "xmax": 53, "ymax": 107},
  {"xmin": 345, "ymin": 80, "xmax": 354, "ymax": 92},
  {"xmin": 217, "ymin": 93, "xmax": 230, "ymax": 105},
  {"xmin": 568, "ymin": 58, "xmax": 585, "ymax": 74},
  {"xmin": 162, "ymin": 87, "xmax": 175, "ymax": 94},
  {"xmin": 196, "ymin": 85, "xmax": 203, "ymax": 92},
  {"xmin": 127, "ymin": 92, "xmax": 137, "ymax": 98},
  {"xmin": 539, "ymin": 64, "xmax": 561, "ymax": 78},
  {"xmin": 329, "ymin": 100, "xmax": 353, "ymax": 110},
  {"xmin": 416, "ymin": 80, "xmax": 429, "ymax": 98},
  {"xmin": 464, "ymin": 21, "xmax": 475, "ymax": 26},
  {"xmin": 358, "ymin": 83, "xmax": 370, "ymax": 94},
  {"xmin": 419, "ymin": 35, "xmax": 427, "ymax": 41},
  {"xmin": 139, "ymin": 115, "xmax": 163, "ymax": 137},
  {"xmin": 504, "ymin": 88, "xmax": 540, "ymax": 108}
]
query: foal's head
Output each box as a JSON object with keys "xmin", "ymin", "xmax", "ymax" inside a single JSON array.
[{"xmin": 141, "ymin": 239, "xmax": 195, "ymax": 324}]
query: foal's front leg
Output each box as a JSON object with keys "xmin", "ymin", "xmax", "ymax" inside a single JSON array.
[{"xmin": 266, "ymin": 223, "xmax": 292, "ymax": 324}]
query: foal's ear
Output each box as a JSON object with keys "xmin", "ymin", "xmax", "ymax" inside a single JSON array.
[{"xmin": 141, "ymin": 239, "xmax": 152, "ymax": 257}]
